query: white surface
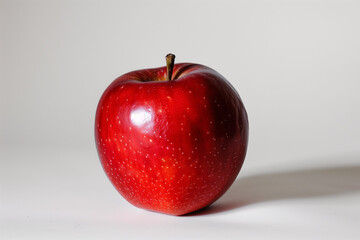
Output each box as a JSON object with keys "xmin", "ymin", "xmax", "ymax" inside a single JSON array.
[
  {"xmin": 1, "ymin": 0, "xmax": 360, "ymax": 239},
  {"xmin": 1, "ymin": 148, "xmax": 360, "ymax": 240}
]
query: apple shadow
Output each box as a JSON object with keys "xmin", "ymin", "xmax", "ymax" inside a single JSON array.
[{"xmin": 186, "ymin": 157, "xmax": 360, "ymax": 216}]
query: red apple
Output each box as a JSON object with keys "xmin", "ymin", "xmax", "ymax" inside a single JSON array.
[{"xmin": 95, "ymin": 54, "xmax": 248, "ymax": 215}]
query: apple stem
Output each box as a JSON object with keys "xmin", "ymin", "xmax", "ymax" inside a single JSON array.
[{"xmin": 166, "ymin": 53, "xmax": 175, "ymax": 81}]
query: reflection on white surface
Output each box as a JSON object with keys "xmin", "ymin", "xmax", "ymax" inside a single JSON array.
[{"xmin": 130, "ymin": 107, "xmax": 153, "ymax": 128}]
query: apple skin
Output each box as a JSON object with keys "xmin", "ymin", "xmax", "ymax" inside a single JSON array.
[{"xmin": 95, "ymin": 62, "xmax": 248, "ymax": 215}]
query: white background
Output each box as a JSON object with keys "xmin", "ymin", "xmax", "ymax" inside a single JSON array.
[{"xmin": 1, "ymin": 0, "xmax": 360, "ymax": 239}]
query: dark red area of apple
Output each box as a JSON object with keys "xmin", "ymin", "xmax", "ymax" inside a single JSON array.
[{"xmin": 95, "ymin": 62, "xmax": 248, "ymax": 215}]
